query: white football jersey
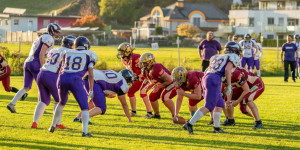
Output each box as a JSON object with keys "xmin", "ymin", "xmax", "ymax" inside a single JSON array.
[
  {"xmin": 61, "ymin": 49, "xmax": 97, "ymax": 77},
  {"xmin": 93, "ymin": 69, "xmax": 129, "ymax": 95},
  {"xmin": 25, "ymin": 34, "xmax": 54, "ymax": 63},
  {"xmin": 41, "ymin": 47, "xmax": 69, "ymax": 73},
  {"xmin": 292, "ymin": 41, "xmax": 300, "ymax": 57},
  {"xmin": 239, "ymin": 40, "xmax": 256, "ymax": 58},
  {"xmin": 254, "ymin": 43, "xmax": 263, "ymax": 60},
  {"xmin": 206, "ymin": 53, "xmax": 240, "ymax": 76}
]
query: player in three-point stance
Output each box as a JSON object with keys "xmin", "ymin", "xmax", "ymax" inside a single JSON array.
[
  {"xmin": 117, "ymin": 42, "xmax": 153, "ymax": 118},
  {"xmin": 74, "ymin": 69, "xmax": 133, "ymax": 123},
  {"xmin": 0, "ymin": 54, "xmax": 20, "ymax": 94},
  {"xmin": 49, "ymin": 36, "xmax": 97, "ymax": 137},
  {"xmin": 171, "ymin": 66, "xmax": 204, "ymax": 118},
  {"xmin": 31, "ymin": 35, "xmax": 76, "ymax": 129},
  {"xmin": 222, "ymin": 66, "xmax": 264, "ymax": 129},
  {"xmin": 183, "ymin": 41, "xmax": 241, "ymax": 134},
  {"xmin": 7, "ymin": 23, "xmax": 61, "ymax": 113},
  {"xmin": 139, "ymin": 52, "xmax": 176, "ymax": 119}
]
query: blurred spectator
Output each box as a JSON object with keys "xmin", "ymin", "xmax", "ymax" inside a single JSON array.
[{"xmin": 281, "ymin": 35, "xmax": 298, "ymax": 82}]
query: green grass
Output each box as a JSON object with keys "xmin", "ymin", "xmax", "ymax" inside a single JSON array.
[
  {"xmin": 0, "ymin": 0, "xmax": 76, "ymax": 14},
  {"xmin": 0, "ymin": 44, "xmax": 299, "ymax": 149},
  {"xmin": 0, "ymin": 43, "xmax": 285, "ymax": 76},
  {"xmin": 0, "ymin": 77, "xmax": 299, "ymax": 149}
]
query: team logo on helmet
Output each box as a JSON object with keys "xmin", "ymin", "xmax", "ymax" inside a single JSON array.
[{"xmin": 171, "ymin": 66, "xmax": 188, "ymax": 87}]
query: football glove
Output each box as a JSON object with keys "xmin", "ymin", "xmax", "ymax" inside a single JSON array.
[{"xmin": 226, "ymin": 85, "xmax": 232, "ymax": 96}]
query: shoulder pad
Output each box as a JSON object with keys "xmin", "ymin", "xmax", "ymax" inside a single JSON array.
[
  {"xmin": 89, "ymin": 51, "xmax": 98, "ymax": 64},
  {"xmin": 227, "ymin": 53, "xmax": 240, "ymax": 67}
]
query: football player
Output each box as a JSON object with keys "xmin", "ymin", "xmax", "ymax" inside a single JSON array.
[
  {"xmin": 139, "ymin": 52, "xmax": 176, "ymax": 119},
  {"xmin": 293, "ymin": 34, "xmax": 300, "ymax": 78},
  {"xmin": 0, "ymin": 54, "xmax": 21, "ymax": 94},
  {"xmin": 239, "ymin": 34, "xmax": 257, "ymax": 72},
  {"xmin": 117, "ymin": 42, "xmax": 152, "ymax": 118},
  {"xmin": 183, "ymin": 42, "xmax": 241, "ymax": 134},
  {"xmin": 252, "ymin": 39, "xmax": 263, "ymax": 77},
  {"xmin": 171, "ymin": 66, "xmax": 204, "ymax": 117},
  {"xmin": 74, "ymin": 69, "xmax": 133, "ymax": 123},
  {"xmin": 222, "ymin": 67, "xmax": 264, "ymax": 129},
  {"xmin": 49, "ymin": 36, "xmax": 97, "ymax": 137},
  {"xmin": 31, "ymin": 35, "xmax": 76, "ymax": 129},
  {"xmin": 7, "ymin": 23, "xmax": 61, "ymax": 113}
]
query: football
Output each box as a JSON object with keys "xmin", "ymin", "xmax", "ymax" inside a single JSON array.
[{"xmin": 173, "ymin": 116, "xmax": 186, "ymax": 124}]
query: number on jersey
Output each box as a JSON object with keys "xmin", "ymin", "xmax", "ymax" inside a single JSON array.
[{"xmin": 64, "ymin": 55, "xmax": 86, "ymax": 71}]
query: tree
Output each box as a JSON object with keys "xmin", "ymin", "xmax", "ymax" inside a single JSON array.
[
  {"xmin": 257, "ymin": 32, "xmax": 262, "ymax": 43},
  {"xmin": 99, "ymin": 0, "xmax": 145, "ymax": 25},
  {"xmin": 154, "ymin": 27, "xmax": 163, "ymax": 35},
  {"xmin": 71, "ymin": 15, "xmax": 106, "ymax": 30},
  {"xmin": 177, "ymin": 23, "xmax": 200, "ymax": 38}
]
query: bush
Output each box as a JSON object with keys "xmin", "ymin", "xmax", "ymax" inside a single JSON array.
[
  {"xmin": 10, "ymin": 51, "xmax": 26, "ymax": 74},
  {"xmin": 154, "ymin": 27, "xmax": 163, "ymax": 35},
  {"xmin": 262, "ymin": 39, "xmax": 286, "ymax": 47},
  {"xmin": 0, "ymin": 46, "xmax": 10, "ymax": 59},
  {"xmin": 177, "ymin": 23, "xmax": 200, "ymax": 38}
]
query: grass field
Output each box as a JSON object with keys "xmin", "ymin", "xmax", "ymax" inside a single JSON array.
[{"xmin": 0, "ymin": 44, "xmax": 299, "ymax": 149}]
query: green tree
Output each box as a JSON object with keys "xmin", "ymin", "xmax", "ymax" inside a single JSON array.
[
  {"xmin": 177, "ymin": 23, "xmax": 200, "ymax": 38},
  {"xmin": 257, "ymin": 32, "xmax": 262, "ymax": 43},
  {"xmin": 154, "ymin": 27, "xmax": 163, "ymax": 35},
  {"xmin": 100, "ymin": 0, "xmax": 145, "ymax": 25}
]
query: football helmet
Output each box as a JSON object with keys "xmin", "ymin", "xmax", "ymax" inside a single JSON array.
[
  {"xmin": 224, "ymin": 41, "xmax": 242, "ymax": 56},
  {"xmin": 139, "ymin": 52, "xmax": 155, "ymax": 70},
  {"xmin": 294, "ymin": 34, "xmax": 300, "ymax": 40},
  {"xmin": 47, "ymin": 23, "xmax": 61, "ymax": 36},
  {"xmin": 244, "ymin": 34, "xmax": 251, "ymax": 40},
  {"xmin": 61, "ymin": 35, "xmax": 76, "ymax": 48},
  {"xmin": 171, "ymin": 66, "xmax": 188, "ymax": 87},
  {"xmin": 119, "ymin": 69, "xmax": 134, "ymax": 87},
  {"xmin": 74, "ymin": 36, "xmax": 90, "ymax": 50},
  {"xmin": 117, "ymin": 42, "xmax": 134, "ymax": 59}
]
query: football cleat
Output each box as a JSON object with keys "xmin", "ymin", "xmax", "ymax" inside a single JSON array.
[
  {"xmin": 31, "ymin": 122, "xmax": 37, "ymax": 128},
  {"xmin": 252, "ymin": 123, "xmax": 263, "ymax": 129},
  {"xmin": 56, "ymin": 124, "xmax": 69, "ymax": 129},
  {"xmin": 143, "ymin": 113, "xmax": 153, "ymax": 119},
  {"xmin": 131, "ymin": 112, "xmax": 137, "ymax": 117},
  {"xmin": 7, "ymin": 103, "xmax": 16, "ymax": 113},
  {"xmin": 213, "ymin": 127, "xmax": 228, "ymax": 133},
  {"xmin": 20, "ymin": 93, "xmax": 28, "ymax": 101},
  {"xmin": 207, "ymin": 118, "xmax": 214, "ymax": 125},
  {"xmin": 73, "ymin": 117, "xmax": 81, "ymax": 122},
  {"xmin": 152, "ymin": 114, "xmax": 161, "ymax": 119},
  {"xmin": 48, "ymin": 126, "xmax": 56, "ymax": 133},
  {"xmin": 183, "ymin": 122, "xmax": 194, "ymax": 135},
  {"xmin": 82, "ymin": 132, "xmax": 93, "ymax": 137},
  {"xmin": 222, "ymin": 119, "xmax": 235, "ymax": 126}
]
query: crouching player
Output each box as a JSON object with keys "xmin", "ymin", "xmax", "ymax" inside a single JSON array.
[
  {"xmin": 222, "ymin": 67, "xmax": 264, "ymax": 129},
  {"xmin": 74, "ymin": 69, "xmax": 133, "ymax": 123},
  {"xmin": 0, "ymin": 54, "xmax": 21, "ymax": 94},
  {"xmin": 49, "ymin": 36, "xmax": 97, "ymax": 137},
  {"xmin": 171, "ymin": 66, "xmax": 204, "ymax": 118},
  {"xmin": 117, "ymin": 42, "xmax": 152, "ymax": 118},
  {"xmin": 31, "ymin": 35, "xmax": 76, "ymax": 129},
  {"xmin": 139, "ymin": 52, "xmax": 176, "ymax": 119},
  {"xmin": 183, "ymin": 42, "xmax": 241, "ymax": 134}
]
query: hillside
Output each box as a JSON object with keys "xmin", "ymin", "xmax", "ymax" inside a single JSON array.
[{"xmin": 0, "ymin": 0, "xmax": 77, "ymax": 14}]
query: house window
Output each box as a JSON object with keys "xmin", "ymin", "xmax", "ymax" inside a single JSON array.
[
  {"xmin": 297, "ymin": 1, "xmax": 300, "ymax": 9},
  {"xmin": 28, "ymin": 20, "xmax": 33, "ymax": 27},
  {"xmin": 261, "ymin": 2, "xmax": 268, "ymax": 9},
  {"xmin": 278, "ymin": 35, "xmax": 284, "ymax": 39},
  {"xmin": 277, "ymin": 1, "xmax": 285, "ymax": 10},
  {"xmin": 287, "ymin": 18, "xmax": 299, "ymax": 26},
  {"xmin": 14, "ymin": 19, "xmax": 19, "ymax": 25},
  {"xmin": 278, "ymin": 17, "xmax": 284, "ymax": 26},
  {"xmin": 267, "ymin": 34, "xmax": 274, "ymax": 39},
  {"xmin": 268, "ymin": 18, "xmax": 274, "ymax": 25},
  {"xmin": 43, "ymin": 20, "xmax": 50, "ymax": 28},
  {"xmin": 5, "ymin": 19, "xmax": 9, "ymax": 25},
  {"xmin": 193, "ymin": 17, "xmax": 200, "ymax": 27},
  {"xmin": 249, "ymin": 17, "xmax": 254, "ymax": 27}
]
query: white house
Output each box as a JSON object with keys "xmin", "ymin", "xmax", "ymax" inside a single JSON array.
[
  {"xmin": 0, "ymin": 8, "xmax": 38, "ymax": 42},
  {"xmin": 218, "ymin": 0, "xmax": 300, "ymax": 39},
  {"xmin": 132, "ymin": 0, "xmax": 228, "ymax": 40}
]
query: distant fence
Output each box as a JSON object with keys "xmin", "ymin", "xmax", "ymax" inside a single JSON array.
[{"xmin": 5, "ymin": 31, "xmax": 39, "ymax": 43}]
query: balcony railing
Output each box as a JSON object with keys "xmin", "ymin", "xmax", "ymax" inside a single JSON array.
[
  {"xmin": 265, "ymin": 25, "xmax": 295, "ymax": 33},
  {"xmin": 134, "ymin": 21, "xmax": 156, "ymax": 28},
  {"xmin": 218, "ymin": 24, "xmax": 235, "ymax": 33}
]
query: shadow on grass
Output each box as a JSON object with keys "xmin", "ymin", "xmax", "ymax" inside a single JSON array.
[{"xmin": 0, "ymin": 137, "xmax": 117, "ymax": 150}]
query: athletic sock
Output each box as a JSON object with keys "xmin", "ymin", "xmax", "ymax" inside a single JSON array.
[
  {"xmin": 147, "ymin": 112, "xmax": 152, "ymax": 115},
  {"xmin": 51, "ymin": 105, "xmax": 63, "ymax": 127},
  {"xmin": 213, "ymin": 112, "xmax": 222, "ymax": 128},
  {"xmin": 81, "ymin": 111, "xmax": 89, "ymax": 134},
  {"xmin": 11, "ymin": 87, "xmax": 19, "ymax": 93},
  {"xmin": 11, "ymin": 88, "xmax": 26, "ymax": 105},
  {"xmin": 255, "ymin": 120, "xmax": 262, "ymax": 124},
  {"xmin": 33, "ymin": 101, "xmax": 46, "ymax": 123},
  {"xmin": 257, "ymin": 70, "xmax": 261, "ymax": 77},
  {"xmin": 131, "ymin": 111, "xmax": 136, "ymax": 114},
  {"xmin": 189, "ymin": 109, "xmax": 204, "ymax": 125},
  {"xmin": 191, "ymin": 111, "xmax": 195, "ymax": 117},
  {"xmin": 53, "ymin": 103, "xmax": 61, "ymax": 125}
]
